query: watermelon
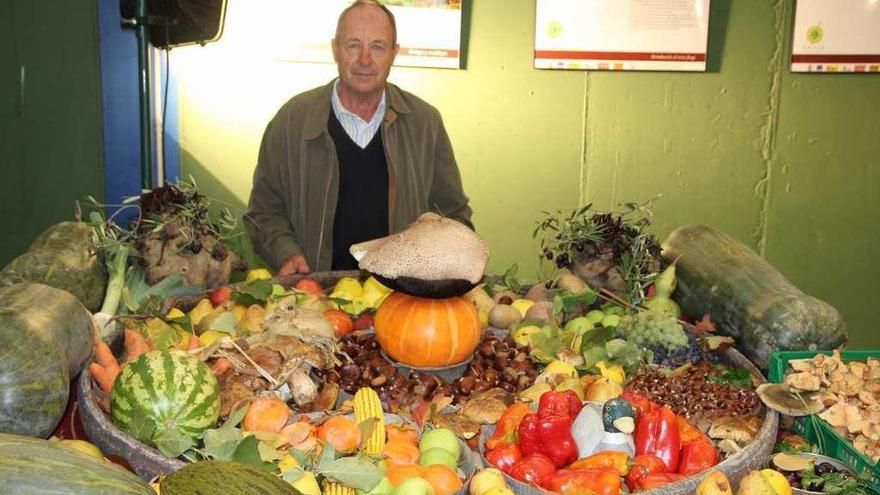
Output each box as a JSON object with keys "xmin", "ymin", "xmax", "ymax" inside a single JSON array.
[
  {"xmin": 160, "ymin": 460, "xmax": 304, "ymax": 495},
  {"xmin": 0, "ymin": 432, "xmax": 154, "ymax": 494},
  {"xmin": 0, "ymin": 222, "xmax": 107, "ymax": 312},
  {"xmin": 111, "ymin": 349, "xmax": 220, "ymax": 456}
]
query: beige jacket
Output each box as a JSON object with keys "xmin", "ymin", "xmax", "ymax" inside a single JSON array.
[{"xmin": 245, "ymin": 81, "xmax": 473, "ymax": 270}]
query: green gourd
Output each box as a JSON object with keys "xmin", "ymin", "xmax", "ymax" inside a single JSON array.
[
  {"xmin": 160, "ymin": 460, "xmax": 304, "ymax": 495},
  {"xmin": 662, "ymin": 225, "xmax": 847, "ymax": 370},
  {"xmin": 0, "ymin": 432, "xmax": 154, "ymax": 494}
]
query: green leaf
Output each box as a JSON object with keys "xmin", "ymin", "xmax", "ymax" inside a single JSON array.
[
  {"xmin": 154, "ymin": 427, "xmax": 196, "ymax": 458},
  {"xmin": 145, "ymin": 319, "xmax": 183, "ymax": 350},
  {"xmin": 580, "ymin": 325, "xmax": 615, "ymax": 351},
  {"xmin": 318, "ymin": 456, "xmax": 385, "ymax": 492},
  {"xmin": 582, "ymin": 345, "xmax": 610, "ymax": 370},
  {"xmin": 315, "ymin": 442, "xmax": 337, "ymax": 471},
  {"xmin": 165, "ymin": 314, "xmax": 193, "ymax": 333},
  {"xmin": 125, "ymin": 409, "xmax": 157, "ymax": 445},
  {"xmin": 257, "ymin": 438, "xmax": 284, "ymax": 462},
  {"xmin": 233, "ymin": 279, "xmax": 274, "ymax": 307},
  {"xmin": 225, "ymin": 405, "xmax": 248, "ymax": 428},
  {"xmin": 202, "ymin": 429, "xmax": 242, "ymax": 460},
  {"xmin": 232, "ymin": 435, "xmax": 276, "ymax": 471},
  {"xmin": 209, "ymin": 312, "xmax": 239, "ymax": 335},
  {"xmin": 557, "ymin": 289, "xmax": 598, "ymax": 316},
  {"xmin": 281, "ymin": 466, "xmax": 306, "ymax": 484}
]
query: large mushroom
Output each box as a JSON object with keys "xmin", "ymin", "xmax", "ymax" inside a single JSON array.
[{"xmin": 350, "ymin": 213, "xmax": 490, "ymax": 298}]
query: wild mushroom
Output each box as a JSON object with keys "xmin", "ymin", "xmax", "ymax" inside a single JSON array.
[
  {"xmin": 785, "ymin": 372, "xmax": 821, "ymax": 392},
  {"xmin": 756, "ymin": 383, "xmax": 824, "ymax": 416}
]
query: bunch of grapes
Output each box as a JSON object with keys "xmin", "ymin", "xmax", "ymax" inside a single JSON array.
[
  {"xmin": 646, "ymin": 332, "xmax": 717, "ymax": 368},
  {"xmin": 616, "ymin": 311, "xmax": 689, "ymax": 350}
]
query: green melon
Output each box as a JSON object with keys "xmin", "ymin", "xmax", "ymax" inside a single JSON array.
[
  {"xmin": 0, "ymin": 432, "xmax": 154, "ymax": 494},
  {"xmin": 160, "ymin": 460, "xmax": 304, "ymax": 495},
  {"xmin": 0, "ymin": 282, "xmax": 94, "ymax": 377},
  {"xmin": 111, "ymin": 349, "xmax": 220, "ymax": 454},
  {"xmin": 0, "ymin": 222, "xmax": 107, "ymax": 312}
]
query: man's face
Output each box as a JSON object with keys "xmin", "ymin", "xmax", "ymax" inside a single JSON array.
[{"xmin": 332, "ymin": 5, "xmax": 398, "ymax": 99}]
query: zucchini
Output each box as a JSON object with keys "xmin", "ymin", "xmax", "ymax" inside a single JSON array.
[{"xmin": 662, "ymin": 225, "xmax": 846, "ymax": 370}]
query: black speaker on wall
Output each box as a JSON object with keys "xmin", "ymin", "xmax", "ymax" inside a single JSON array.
[{"xmin": 120, "ymin": 0, "xmax": 228, "ymax": 49}]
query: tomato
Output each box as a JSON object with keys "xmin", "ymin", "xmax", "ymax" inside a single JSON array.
[
  {"xmin": 324, "ymin": 309, "xmax": 354, "ymax": 338},
  {"xmin": 294, "ymin": 278, "xmax": 323, "ymax": 295},
  {"xmin": 209, "ymin": 286, "xmax": 232, "ymax": 306}
]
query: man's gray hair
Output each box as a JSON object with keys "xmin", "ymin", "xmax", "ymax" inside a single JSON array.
[{"xmin": 336, "ymin": 0, "xmax": 398, "ymax": 46}]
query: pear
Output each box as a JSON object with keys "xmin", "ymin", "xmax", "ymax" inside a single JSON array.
[
  {"xmin": 488, "ymin": 304, "xmax": 522, "ymax": 329},
  {"xmin": 187, "ymin": 298, "xmax": 213, "ymax": 326}
]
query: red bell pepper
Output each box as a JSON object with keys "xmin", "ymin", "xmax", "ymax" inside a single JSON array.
[
  {"xmin": 486, "ymin": 402, "xmax": 532, "ymax": 450},
  {"xmin": 545, "ymin": 467, "xmax": 621, "ymax": 495},
  {"xmin": 634, "ymin": 406, "xmax": 680, "ymax": 472},
  {"xmin": 677, "ymin": 415, "xmax": 710, "ymax": 445},
  {"xmin": 508, "ymin": 453, "xmax": 557, "ymax": 487},
  {"xmin": 633, "ymin": 473, "xmax": 687, "ymax": 490},
  {"xmin": 485, "ymin": 443, "xmax": 522, "ymax": 474},
  {"xmin": 625, "ymin": 454, "xmax": 667, "ymax": 491},
  {"xmin": 621, "ymin": 391, "xmax": 659, "ymax": 418},
  {"xmin": 518, "ymin": 411, "xmax": 579, "ymax": 468},
  {"xmin": 677, "ymin": 439, "xmax": 719, "ymax": 476},
  {"xmin": 538, "ymin": 390, "xmax": 583, "ymax": 419}
]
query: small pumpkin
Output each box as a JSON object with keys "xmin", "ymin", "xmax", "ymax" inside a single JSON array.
[{"xmin": 374, "ymin": 292, "xmax": 480, "ymax": 368}]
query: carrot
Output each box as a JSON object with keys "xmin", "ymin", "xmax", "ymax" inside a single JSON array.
[
  {"xmin": 90, "ymin": 362, "xmax": 119, "ymax": 395},
  {"xmin": 211, "ymin": 356, "xmax": 232, "ymax": 376},
  {"xmin": 123, "ymin": 329, "xmax": 152, "ymax": 364},
  {"xmin": 186, "ymin": 333, "xmax": 201, "ymax": 350},
  {"xmin": 94, "ymin": 340, "xmax": 119, "ymax": 371},
  {"xmin": 91, "ymin": 340, "xmax": 121, "ymax": 394}
]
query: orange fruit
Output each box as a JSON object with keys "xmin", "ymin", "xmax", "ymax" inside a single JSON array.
[
  {"xmin": 386, "ymin": 463, "xmax": 425, "ymax": 486},
  {"xmin": 242, "ymin": 397, "xmax": 290, "ymax": 433},
  {"xmin": 382, "ymin": 439, "xmax": 421, "ymax": 466},
  {"xmin": 422, "ymin": 464, "xmax": 463, "ymax": 495},
  {"xmin": 386, "ymin": 423, "xmax": 418, "ymax": 445},
  {"xmin": 316, "ymin": 416, "xmax": 361, "ymax": 454},
  {"xmin": 324, "ymin": 309, "xmax": 355, "ymax": 338}
]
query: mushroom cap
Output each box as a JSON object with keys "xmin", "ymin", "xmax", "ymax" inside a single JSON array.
[
  {"xmin": 756, "ymin": 383, "xmax": 825, "ymax": 417},
  {"xmin": 350, "ymin": 213, "xmax": 490, "ymax": 292}
]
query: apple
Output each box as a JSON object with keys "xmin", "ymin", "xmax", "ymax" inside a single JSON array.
[
  {"xmin": 481, "ymin": 487, "xmax": 515, "ymax": 495},
  {"xmin": 359, "ymin": 476, "xmax": 393, "ymax": 495},
  {"xmin": 584, "ymin": 309, "xmax": 606, "ymax": 323},
  {"xmin": 294, "ymin": 278, "xmax": 323, "ymax": 295},
  {"xmin": 353, "ymin": 312, "xmax": 375, "ymax": 331},
  {"xmin": 209, "ymin": 286, "xmax": 232, "ymax": 306},
  {"xmin": 601, "ymin": 314, "xmax": 622, "ymax": 328},
  {"xmin": 418, "ymin": 428, "xmax": 460, "ymax": 459},
  {"xmin": 469, "ymin": 468, "xmax": 508, "ymax": 495},
  {"xmin": 418, "ymin": 447, "xmax": 457, "ymax": 469},
  {"xmin": 391, "ymin": 477, "xmax": 434, "ymax": 495},
  {"xmin": 564, "ymin": 315, "xmax": 595, "ymax": 334}
]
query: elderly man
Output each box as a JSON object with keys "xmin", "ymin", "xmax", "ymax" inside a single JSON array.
[{"xmin": 245, "ymin": 0, "xmax": 472, "ymax": 275}]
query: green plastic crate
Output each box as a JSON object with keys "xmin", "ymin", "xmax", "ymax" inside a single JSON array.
[{"xmin": 770, "ymin": 350, "xmax": 880, "ymax": 490}]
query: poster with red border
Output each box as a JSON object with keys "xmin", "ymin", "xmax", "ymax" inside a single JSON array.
[
  {"xmin": 534, "ymin": 0, "xmax": 711, "ymax": 72},
  {"xmin": 791, "ymin": 0, "xmax": 880, "ymax": 73},
  {"xmin": 279, "ymin": 0, "xmax": 462, "ymax": 69}
]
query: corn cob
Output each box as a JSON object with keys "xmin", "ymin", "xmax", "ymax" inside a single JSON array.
[
  {"xmin": 323, "ymin": 480, "xmax": 355, "ymax": 495},
  {"xmin": 353, "ymin": 387, "xmax": 386, "ymax": 456}
]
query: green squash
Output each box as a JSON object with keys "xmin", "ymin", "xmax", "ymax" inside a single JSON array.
[
  {"xmin": 160, "ymin": 460, "xmax": 304, "ymax": 495},
  {"xmin": 662, "ymin": 225, "xmax": 847, "ymax": 370},
  {"xmin": 0, "ymin": 221, "xmax": 107, "ymax": 312},
  {"xmin": 0, "ymin": 432, "xmax": 154, "ymax": 494},
  {"xmin": 0, "ymin": 283, "xmax": 94, "ymax": 377},
  {"xmin": 0, "ymin": 283, "xmax": 94, "ymax": 437}
]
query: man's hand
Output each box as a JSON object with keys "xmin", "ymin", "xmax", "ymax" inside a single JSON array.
[{"xmin": 278, "ymin": 254, "xmax": 311, "ymax": 276}]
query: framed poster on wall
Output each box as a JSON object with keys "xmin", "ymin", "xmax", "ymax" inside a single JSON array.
[
  {"xmin": 534, "ymin": 0, "xmax": 711, "ymax": 72},
  {"xmin": 279, "ymin": 0, "xmax": 462, "ymax": 69},
  {"xmin": 791, "ymin": 0, "xmax": 880, "ymax": 73}
]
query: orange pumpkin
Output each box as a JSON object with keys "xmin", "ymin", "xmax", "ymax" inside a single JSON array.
[{"xmin": 374, "ymin": 292, "xmax": 480, "ymax": 367}]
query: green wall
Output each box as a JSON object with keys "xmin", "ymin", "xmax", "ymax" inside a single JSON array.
[
  {"xmin": 0, "ymin": 0, "xmax": 104, "ymax": 264},
  {"xmin": 173, "ymin": 0, "xmax": 879, "ymax": 347}
]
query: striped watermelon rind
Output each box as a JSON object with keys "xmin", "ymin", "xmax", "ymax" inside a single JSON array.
[
  {"xmin": 110, "ymin": 349, "xmax": 220, "ymax": 448},
  {"xmin": 160, "ymin": 460, "xmax": 305, "ymax": 495}
]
